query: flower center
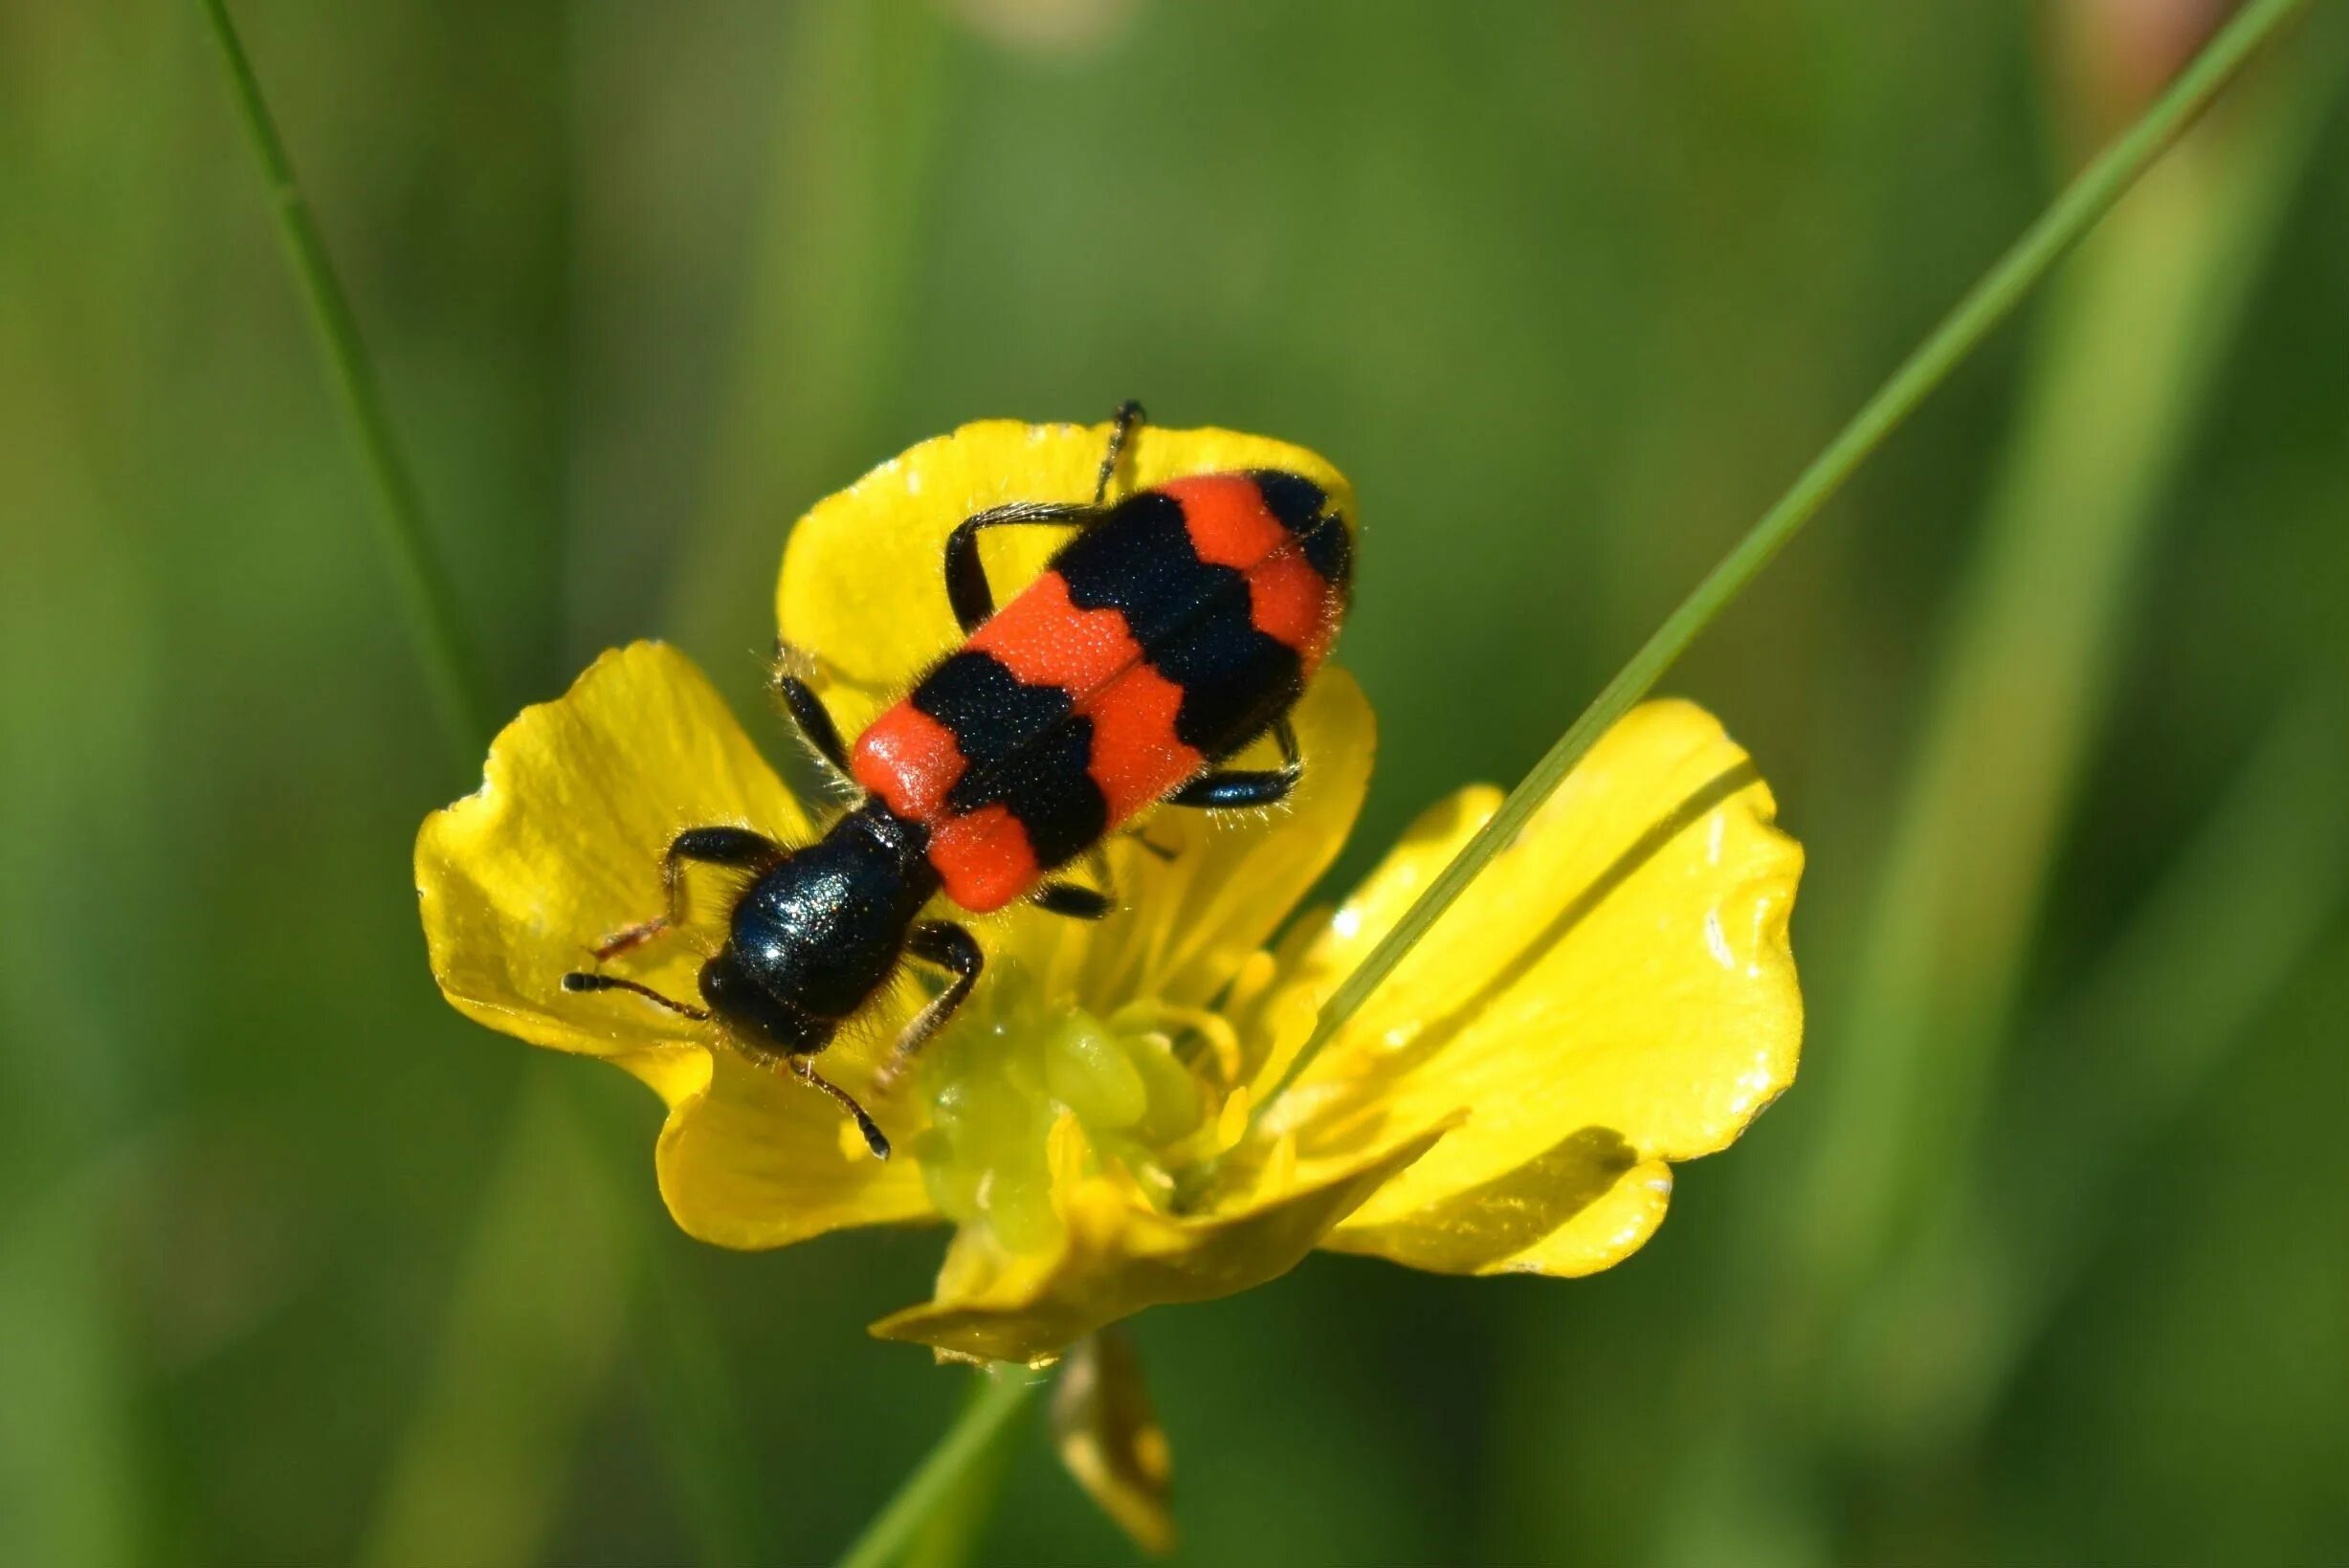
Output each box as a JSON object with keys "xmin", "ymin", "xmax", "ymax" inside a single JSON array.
[{"xmin": 910, "ymin": 959, "xmax": 1239, "ymax": 1253}]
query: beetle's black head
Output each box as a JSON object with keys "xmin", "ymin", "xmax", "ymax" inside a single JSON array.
[
  {"xmin": 697, "ymin": 947, "xmax": 832, "ymax": 1057},
  {"xmin": 695, "ymin": 947, "xmax": 895, "ymax": 1160}
]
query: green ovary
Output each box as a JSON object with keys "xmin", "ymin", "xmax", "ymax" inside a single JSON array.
[{"xmin": 912, "ymin": 961, "xmax": 1222, "ymax": 1253}]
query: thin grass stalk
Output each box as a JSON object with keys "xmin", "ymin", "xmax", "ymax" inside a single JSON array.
[
  {"xmin": 1253, "ymin": 0, "xmax": 2314, "ymax": 1121},
  {"xmin": 194, "ymin": 0, "xmax": 495, "ymax": 764},
  {"xmin": 1650, "ymin": 16, "xmax": 2338, "ymax": 1563},
  {"xmin": 196, "ymin": 8, "xmax": 766, "ymax": 1558},
  {"xmin": 1789, "ymin": 18, "xmax": 2340, "ymax": 1320},
  {"xmin": 899, "ymin": 1373, "xmax": 1029, "ymax": 1568}
]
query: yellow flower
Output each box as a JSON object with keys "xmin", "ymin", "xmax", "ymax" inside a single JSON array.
[{"xmin": 415, "ymin": 419, "xmax": 1804, "ymax": 1368}]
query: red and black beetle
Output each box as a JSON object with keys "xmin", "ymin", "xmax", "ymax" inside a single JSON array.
[{"xmin": 565, "ymin": 405, "xmax": 1353, "ymax": 1156}]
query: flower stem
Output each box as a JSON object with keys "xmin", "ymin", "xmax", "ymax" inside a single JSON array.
[
  {"xmin": 836, "ymin": 1371, "xmax": 1040, "ymax": 1568},
  {"xmin": 193, "ymin": 0, "xmax": 497, "ymax": 767},
  {"xmin": 1252, "ymin": 0, "xmax": 2312, "ymax": 1120}
]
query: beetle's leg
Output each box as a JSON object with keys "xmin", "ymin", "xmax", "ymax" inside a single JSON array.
[
  {"xmin": 587, "ymin": 826, "xmax": 786, "ymax": 961},
  {"xmin": 942, "ymin": 501, "xmax": 1098, "ymax": 633},
  {"xmin": 936, "ymin": 402, "xmax": 1142, "ymax": 631},
  {"xmin": 1095, "ymin": 399, "xmax": 1145, "ymax": 504},
  {"xmin": 1167, "ymin": 716, "xmax": 1301, "ymax": 810},
  {"xmin": 1168, "ymin": 770, "xmax": 1295, "ymax": 809},
  {"xmin": 1034, "ymin": 880, "xmax": 1113, "ymax": 920},
  {"xmin": 788, "ymin": 1055, "xmax": 891, "ymax": 1159},
  {"xmin": 769, "ymin": 638, "xmax": 854, "ymax": 785},
  {"xmin": 1035, "ymin": 842, "xmax": 1119, "ymax": 919},
  {"xmin": 876, "ymin": 921, "xmax": 986, "ymax": 1090}
]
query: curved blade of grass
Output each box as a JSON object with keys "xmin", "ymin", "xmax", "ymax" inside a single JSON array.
[
  {"xmin": 899, "ymin": 1372, "xmax": 1028, "ymax": 1568},
  {"xmin": 193, "ymin": 0, "xmax": 494, "ymax": 764},
  {"xmin": 1254, "ymin": 0, "xmax": 2313, "ymax": 1118},
  {"xmin": 1640, "ymin": 19, "xmax": 2341, "ymax": 1559},
  {"xmin": 196, "ymin": 9, "xmax": 776, "ymax": 1562},
  {"xmin": 1789, "ymin": 2, "xmax": 2342, "ymax": 1331}
]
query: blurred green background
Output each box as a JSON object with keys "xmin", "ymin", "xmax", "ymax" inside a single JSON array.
[{"xmin": 5, "ymin": 0, "xmax": 2345, "ymax": 1562}]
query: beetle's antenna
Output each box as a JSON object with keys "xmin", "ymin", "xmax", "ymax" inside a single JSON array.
[
  {"xmin": 791, "ymin": 1057, "xmax": 892, "ymax": 1159},
  {"xmin": 563, "ymin": 972, "xmax": 710, "ymax": 1020}
]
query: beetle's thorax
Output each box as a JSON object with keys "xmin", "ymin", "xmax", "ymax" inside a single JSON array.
[{"xmin": 725, "ymin": 801, "xmax": 939, "ymax": 1024}]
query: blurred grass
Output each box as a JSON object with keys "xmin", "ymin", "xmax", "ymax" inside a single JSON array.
[
  {"xmin": 5, "ymin": 0, "xmax": 2346, "ymax": 1563},
  {"xmin": 1845, "ymin": 690, "xmax": 2349, "ymax": 1465},
  {"xmin": 194, "ymin": 0, "xmax": 498, "ymax": 762},
  {"xmin": 1791, "ymin": 23, "xmax": 2339, "ymax": 1328},
  {"xmin": 1652, "ymin": 13, "xmax": 2345, "ymax": 1561},
  {"xmin": 661, "ymin": 0, "xmax": 951, "ymax": 684},
  {"xmin": 187, "ymin": 9, "xmax": 750, "ymax": 1563},
  {"xmin": 1264, "ymin": 0, "xmax": 2314, "ymax": 1121},
  {"xmin": 358, "ymin": 1082, "xmax": 630, "ymax": 1568}
]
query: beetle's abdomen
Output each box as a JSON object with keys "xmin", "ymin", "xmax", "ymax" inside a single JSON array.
[{"xmin": 853, "ymin": 471, "xmax": 1351, "ymax": 913}]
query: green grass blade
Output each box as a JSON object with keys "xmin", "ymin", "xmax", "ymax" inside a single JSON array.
[
  {"xmin": 1253, "ymin": 0, "xmax": 2313, "ymax": 1118},
  {"xmin": 1791, "ymin": 0, "xmax": 2342, "ymax": 1330},
  {"xmin": 193, "ymin": 0, "xmax": 496, "ymax": 765}
]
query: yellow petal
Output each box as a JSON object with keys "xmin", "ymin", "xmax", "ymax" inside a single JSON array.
[
  {"xmin": 1051, "ymin": 1328, "xmax": 1176, "ymax": 1555},
  {"xmin": 1500, "ymin": 1158, "xmax": 1673, "ymax": 1275},
  {"xmin": 1023, "ymin": 665, "xmax": 1376, "ymax": 1018},
  {"xmin": 775, "ymin": 418, "xmax": 1357, "ymax": 740},
  {"xmin": 1319, "ymin": 1135, "xmax": 1674, "ymax": 1277},
  {"xmin": 868, "ymin": 1126, "xmax": 1441, "ymax": 1365},
  {"xmin": 654, "ymin": 1046, "xmax": 937, "ymax": 1249},
  {"xmin": 1291, "ymin": 700, "xmax": 1802, "ymax": 1276},
  {"xmin": 415, "ymin": 642, "xmax": 814, "ymax": 1107}
]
